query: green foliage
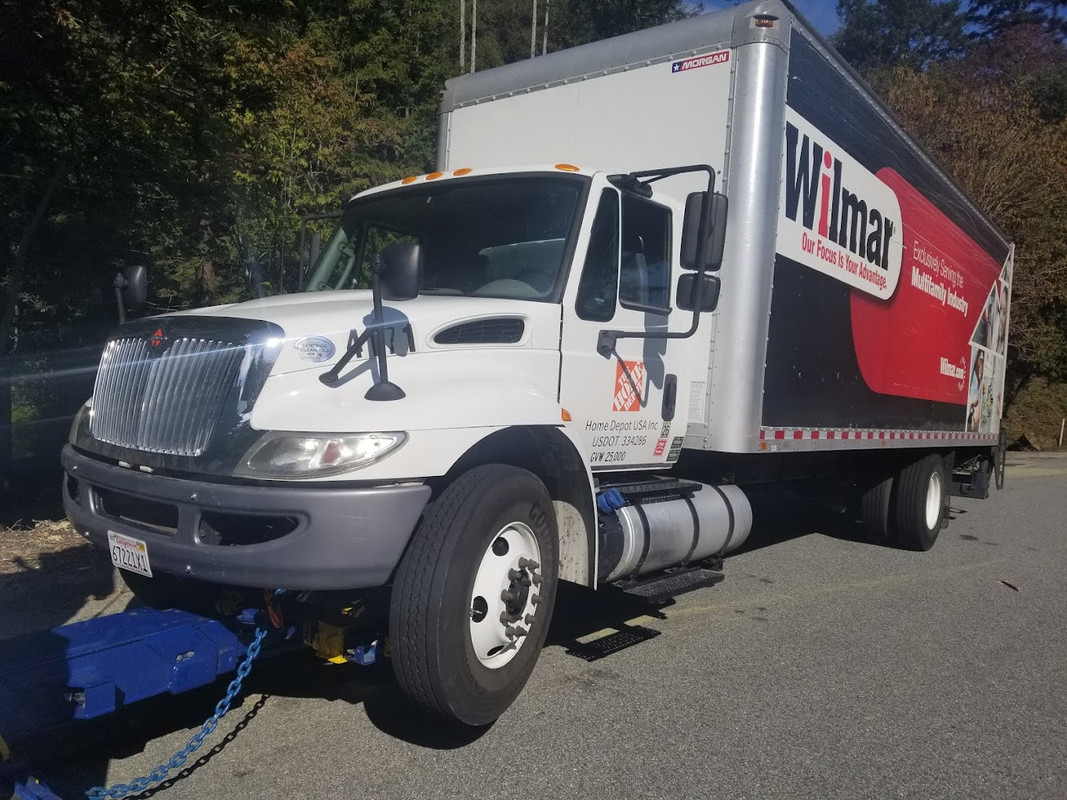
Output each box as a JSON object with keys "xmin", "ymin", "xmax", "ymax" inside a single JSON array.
[
  {"xmin": 833, "ymin": 0, "xmax": 968, "ymax": 71},
  {"xmin": 1003, "ymin": 377, "xmax": 1067, "ymax": 449},
  {"xmin": 967, "ymin": 0, "xmax": 1067, "ymax": 40}
]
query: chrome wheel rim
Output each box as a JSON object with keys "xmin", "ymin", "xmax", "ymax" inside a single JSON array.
[
  {"xmin": 925, "ymin": 470, "xmax": 943, "ymax": 530},
  {"xmin": 469, "ymin": 522, "xmax": 543, "ymax": 669}
]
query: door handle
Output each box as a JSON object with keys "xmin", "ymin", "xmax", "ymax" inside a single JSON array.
[{"xmin": 662, "ymin": 374, "xmax": 677, "ymax": 421}]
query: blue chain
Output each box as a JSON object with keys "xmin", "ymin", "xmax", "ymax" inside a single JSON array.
[{"xmin": 84, "ymin": 626, "xmax": 269, "ymax": 800}]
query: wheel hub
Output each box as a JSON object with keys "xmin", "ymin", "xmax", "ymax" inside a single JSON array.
[
  {"xmin": 925, "ymin": 470, "xmax": 943, "ymax": 530},
  {"xmin": 469, "ymin": 522, "xmax": 543, "ymax": 669}
]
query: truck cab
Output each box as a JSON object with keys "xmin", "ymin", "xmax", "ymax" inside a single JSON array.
[{"xmin": 63, "ymin": 162, "xmax": 734, "ymax": 725}]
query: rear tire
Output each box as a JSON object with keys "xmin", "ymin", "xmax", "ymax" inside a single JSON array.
[
  {"xmin": 389, "ymin": 464, "xmax": 559, "ymax": 726},
  {"xmin": 860, "ymin": 472, "xmax": 894, "ymax": 545},
  {"xmin": 891, "ymin": 454, "xmax": 946, "ymax": 551}
]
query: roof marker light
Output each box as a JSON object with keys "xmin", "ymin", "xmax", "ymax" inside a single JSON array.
[
  {"xmin": 453, "ymin": 168, "xmax": 473, "ymax": 176},
  {"xmin": 426, "ymin": 171, "xmax": 444, "ymax": 180},
  {"xmin": 555, "ymin": 163, "xmax": 581, "ymax": 172},
  {"xmin": 401, "ymin": 176, "xmax": 417, "ymax": 185}
]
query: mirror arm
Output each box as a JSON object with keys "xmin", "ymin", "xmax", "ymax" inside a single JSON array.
[
  {"xmin": 319, "ymin": 255, "xmax": 406, "ymax": 399},
  {"xmin": 113, "ymin": 273, "xmax": 127, "ymax": 324},
  {"xmin": 596, "ymin": 166, "xmax": 717, "ymax": 358}
]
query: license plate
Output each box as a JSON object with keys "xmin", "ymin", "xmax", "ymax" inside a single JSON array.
[{"xmin": 107, "ymin": 531, "xmax": 153, "ymax": 578}]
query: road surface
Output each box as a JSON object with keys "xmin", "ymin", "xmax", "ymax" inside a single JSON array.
[{"xmin": 17, "ymin": 456, "xmax": 1067, "ymax": 799}]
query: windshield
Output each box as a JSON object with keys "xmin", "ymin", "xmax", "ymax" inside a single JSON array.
[{"xmin": 303, "ymin": 174, "xmax": 587, "ymax": 301}]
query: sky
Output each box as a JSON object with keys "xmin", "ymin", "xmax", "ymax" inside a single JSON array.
[{"xmin": 700, "ymin": 0, "xmax": 842, "ymax": 36}]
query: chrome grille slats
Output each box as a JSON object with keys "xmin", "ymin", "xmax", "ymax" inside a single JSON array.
[{"xmin": 90, "ymin": 332, "xmax": 246, "ymax": 457}]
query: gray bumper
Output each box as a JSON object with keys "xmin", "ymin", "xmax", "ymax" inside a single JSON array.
[{"xmin": 61, "ymin": 445, "xmax": 431, "ymax": 590}]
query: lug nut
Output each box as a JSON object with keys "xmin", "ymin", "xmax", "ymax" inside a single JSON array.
[
  {"xmin": 525, "ymin": 614, "xmax": 536, "ymax": 625},
  {"xmin": 519, "ymin": 558, "xmax": 540, "ymax": 570},
  {"xmin": 505, "ymin": 625, "xmax": 529, "ymax": 638},
  {"xmin": 508, "ymin": 568, "xmax": 523, "ymax": 581}
]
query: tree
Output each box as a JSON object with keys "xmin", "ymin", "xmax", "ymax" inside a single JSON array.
[
  {"xmin": 967, "ymin": 0, "xmax": 1067, "ymax": 40},
  {"xmin": 548, "ymin": 0, "xmax": 693, "ymax": 51},
  {"xmin": 833, "ymin": 0, "xmax": 968, "ymax": 71}
]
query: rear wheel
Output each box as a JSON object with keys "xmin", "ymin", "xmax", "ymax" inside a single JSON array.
[
  {"xmin": 891, "ymin": 454, "xmax": 946, "ymax": 551},
  {"xmin": 859, "ymin": 472, "xmax": 894, "ymax": 545},
  {"xmin": 389, "ymin": 464, "xmax": 559, "ymax": 726}
]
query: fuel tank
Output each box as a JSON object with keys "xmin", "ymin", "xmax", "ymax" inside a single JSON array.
[{"xmin": 598, "ymin": 480, "xmax": 752, "ymax": 584}]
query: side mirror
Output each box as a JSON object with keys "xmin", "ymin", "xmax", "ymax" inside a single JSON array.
[
  {"xmin": 113, "ymin": 265, "xmax": 147, "ymax": 323},
  {"xmin": 680, "ymin": 191, "xmax": 729, "ymax": 271},
  {"xmin": 379, "ymin": 242, "xmax": 422, "ymax": 301},
  {"xmin": 676, "ymin": 273, "xmax": 721, "ymax": 312},
  {"xmin": 119, "ymin": 265, "xmax": 148, "ymax": 307}
]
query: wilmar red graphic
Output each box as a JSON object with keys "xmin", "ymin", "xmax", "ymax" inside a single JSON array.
[{"xmin": 850, "ymin": 168, "xmax": 1003, "ymax": 404}]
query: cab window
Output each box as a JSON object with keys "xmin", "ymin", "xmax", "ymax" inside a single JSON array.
[
  {"xmin": 575, "ymin": 190, "xmax": 620, "ymax": 322},
  {"xmin": 620, "ymin": 195, "xmax": 671, "ymax": 312}
]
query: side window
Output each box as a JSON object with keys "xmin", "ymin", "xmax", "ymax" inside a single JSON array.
[
  {"xmin": 620, "ymin": 195, "xmax": 672, "ymax": 311},
  {"xmin": 575, "ymin": 190, "xmax": 620, "ymax": 322}
]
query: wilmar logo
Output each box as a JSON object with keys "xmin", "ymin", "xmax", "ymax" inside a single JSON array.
[{"xmin": 777, "ymin": 109, "xmax": 903, "ymax": 300}]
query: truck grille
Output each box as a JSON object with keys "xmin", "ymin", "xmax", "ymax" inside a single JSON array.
[{"xmin": 90, "ymin": 335, "xmax": 245, "ymax": 457}]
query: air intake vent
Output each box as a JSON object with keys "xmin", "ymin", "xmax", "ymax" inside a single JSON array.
[{"xmin": 434, "ymin": 318, "xmax": 525, "ymax": 345}]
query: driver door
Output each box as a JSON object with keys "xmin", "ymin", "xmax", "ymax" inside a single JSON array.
[{"xmin": 559, "ymin": 183, "xmax": 695, "ymax": 470}]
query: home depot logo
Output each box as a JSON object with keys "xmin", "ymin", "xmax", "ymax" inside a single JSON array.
[
  {"xmin": 778, "ymin": 108, "xmax": 903, "ymax": 300},
  {"xmin": 613, "ymin": 361, "xmax": 646, "ymax": 412}
]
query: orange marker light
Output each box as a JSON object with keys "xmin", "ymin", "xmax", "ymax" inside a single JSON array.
[
  {"xmin": 555, "ymin": 163, "xmax": 581, "ymax": 172},
  {"xmin": 561, "ymin": 408, "xmax": 572, "ymax": 422},
  {"xmin": 401, "ymin": 176, "xmax": 417, "ymax": 185},
  {"xmin": 452, "ymin": 168, "xmax": 473, "ymax": 176},
  {"xmin": 426, "ymin": 171, "xmax": 444, "ymax": 181}
]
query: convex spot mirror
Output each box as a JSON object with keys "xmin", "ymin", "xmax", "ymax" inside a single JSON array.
[
  {"xmin": 676, "ymin": 273, "xmax": 721, "ymax": 312},
  {"xmin": 379, "ymin": 242, "xmax": 423, "ymax": 300},
  {"xmin": 680, "ymin": 191, "xmax": 728, "ymax": 271}
]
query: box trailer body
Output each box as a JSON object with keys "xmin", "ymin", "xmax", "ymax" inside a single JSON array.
[
  {"xmin": 438, "ymin": 2, "xmax": 1011, "ymax": 458},
  {"xmin": 61, "ymin": 0, "xmax": 1011, "ymax": 725}
]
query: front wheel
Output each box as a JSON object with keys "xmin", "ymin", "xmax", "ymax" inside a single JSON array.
[{"xmin": 389, "ymin": 464, "xmax": 559, "ymax": 726}]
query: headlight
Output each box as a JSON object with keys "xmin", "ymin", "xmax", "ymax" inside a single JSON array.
[{"xmin": 236, "ymin": 431, "xmax": 407, "ymax": 478}]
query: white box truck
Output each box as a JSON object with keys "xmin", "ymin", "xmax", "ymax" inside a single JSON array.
[{"xmin": 63, "ymin": 0, "xmax": 1012, "ymax": 724}]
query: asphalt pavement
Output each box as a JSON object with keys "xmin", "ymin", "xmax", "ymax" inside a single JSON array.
[{"xmin": 19, "ymin": 455, "xmax": 1067, "ymax": 799}]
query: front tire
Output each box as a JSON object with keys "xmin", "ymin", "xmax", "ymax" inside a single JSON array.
[
  {"xmin": 389, "ymin": 464, "xmax": 559, "ymax": 726},
  {"xmin": 891, "ymin": 454, "xmax": 947, "ymax": 551}
]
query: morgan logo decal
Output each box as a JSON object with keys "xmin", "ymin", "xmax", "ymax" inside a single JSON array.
[
  {"xmin": 613, "ymin": 360, "xmax": 646, "ymax": 412},
  {"xmin": 671, "ymin": 50, "xmax": 729, "ymax": 73},
  {"xmin": 149, "ymin": 327, "xmax": 165, "ymax": 349},
  {"xmin": 778, "ymin": 109, "xmax": 903, "ymax": 300}
]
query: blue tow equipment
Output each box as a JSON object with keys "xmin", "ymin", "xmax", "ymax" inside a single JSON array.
[{"xmin": 0, "ymin": 607, "xmax": 255, "ymax": 746}]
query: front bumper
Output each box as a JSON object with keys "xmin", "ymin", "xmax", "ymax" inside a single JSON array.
[{"xmin": 61, "ymin": 444, "xmax": 431, "ymax": 590}]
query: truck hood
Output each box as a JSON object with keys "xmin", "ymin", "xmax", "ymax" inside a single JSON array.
[{"xmin": 168, "ymin": 291, "xmax": 563, "ymax": 376}]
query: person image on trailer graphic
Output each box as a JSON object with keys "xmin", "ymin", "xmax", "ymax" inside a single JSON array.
[{"xmin": 968, "ymin": 349, "xmax": 986, "ymax": 432}]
